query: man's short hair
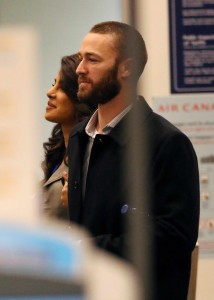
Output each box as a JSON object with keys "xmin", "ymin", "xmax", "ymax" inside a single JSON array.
[{"xmin": 90, "ymin": 21, "xmax": 148, "ymax": 80}]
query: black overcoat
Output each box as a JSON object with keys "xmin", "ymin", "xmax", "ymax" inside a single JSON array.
[{"xmin": 67, "ymin": 96, "xmax": 200, "ymax": 300}]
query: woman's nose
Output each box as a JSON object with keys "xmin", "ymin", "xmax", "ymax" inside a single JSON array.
[{"xmin": 46, "ymin": 86, "xmax": 55, "ymax": 98}]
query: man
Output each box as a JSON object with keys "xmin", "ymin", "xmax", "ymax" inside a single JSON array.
[{"xmin": 65, "ymin": 21, "xmax": 200, "ymax": 299}]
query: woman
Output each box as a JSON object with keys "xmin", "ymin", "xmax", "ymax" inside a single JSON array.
[{"xmin": 42, "ymin": 53, "xmax": 95, "ymax": 220}]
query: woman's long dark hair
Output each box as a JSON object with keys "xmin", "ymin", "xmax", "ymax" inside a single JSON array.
[{"xmin": 42, "ymin": 54, "xmax": 95, "ymax": 181}]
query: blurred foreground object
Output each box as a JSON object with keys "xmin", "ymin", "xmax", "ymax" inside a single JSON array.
[
  {"xmin": 0, "ymin": 220, "xmax": 140, "ymax": 300},
  {"xmin": 0, "ymin": 26, "xmax": 40, "ymax": 224}
]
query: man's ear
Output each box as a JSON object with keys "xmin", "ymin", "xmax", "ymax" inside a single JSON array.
[{"xmin": 120, "ymin": 58, "xmax": 134, "ymax": 78}]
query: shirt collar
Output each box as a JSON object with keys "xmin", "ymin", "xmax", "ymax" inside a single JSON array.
[{"xmin": 85, "ymin": 104, "xmax": 132, "ymax": 138}]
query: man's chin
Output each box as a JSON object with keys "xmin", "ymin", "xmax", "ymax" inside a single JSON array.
[{"xmin": 77, "ymin": 92, "xmax": 91, "ymax": 103}]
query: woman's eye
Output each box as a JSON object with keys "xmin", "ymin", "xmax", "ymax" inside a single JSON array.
[{"xmin": 52, "ymin": 79, "xmax": 56, "ymax": 87}]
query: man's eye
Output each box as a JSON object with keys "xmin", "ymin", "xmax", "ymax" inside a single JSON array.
[{"xmin": 89, "ymin": 58, "xmax": 98, "ymax": 62}]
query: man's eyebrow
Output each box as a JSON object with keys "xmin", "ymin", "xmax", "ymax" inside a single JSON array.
[{"xmin": 79, "ymin": 51, "xmax": 101, "ymax": 58}]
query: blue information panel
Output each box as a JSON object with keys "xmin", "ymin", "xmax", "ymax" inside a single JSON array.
[{"xmin": 169, "ymin": 0, "xmax": 214, "ymax": 93}]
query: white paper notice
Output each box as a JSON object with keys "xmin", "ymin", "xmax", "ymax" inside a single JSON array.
[
  {"xmin": 0, "ymin": 27, "xmax": 39, "ymax": 224},
  {"xmin": 152, "ymin": 95, "xmax": 214, "ymax": 257}
]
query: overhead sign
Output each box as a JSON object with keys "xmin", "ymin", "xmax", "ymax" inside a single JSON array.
[{"xmin": 169, "ymin": 0, "xmax": 214, "ymax": 93}]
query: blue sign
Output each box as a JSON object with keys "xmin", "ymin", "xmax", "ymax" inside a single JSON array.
[{"xmin": 169, "ymin": 0, "xmax": 214, "ymax": 93}]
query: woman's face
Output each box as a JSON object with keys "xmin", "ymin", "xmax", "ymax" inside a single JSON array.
[{"xmin": 45, "ymin": 72, "xmax": 77, "ymax": 126}]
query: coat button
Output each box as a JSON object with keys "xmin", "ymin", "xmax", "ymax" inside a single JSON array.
[
  {"xmin": 121, "ymin": 204, "xmax": 129, "ymax": 214},
  {"xmin": 73, "ymin": 180, "xmax": 79, "ymax": 190}
]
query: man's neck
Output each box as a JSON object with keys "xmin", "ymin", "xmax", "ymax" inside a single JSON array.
[{"xmin": 96, "ymin": 92, "xmax": 135, "ymax": 133}]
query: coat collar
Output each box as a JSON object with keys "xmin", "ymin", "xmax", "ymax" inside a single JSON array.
[
  {"xmin": 109, "ymin": 96, "xmax": 153, "ymax": 145},
  {"xmin": 69, "ymin": 96, "xmax": 153, "ymax": 146}
]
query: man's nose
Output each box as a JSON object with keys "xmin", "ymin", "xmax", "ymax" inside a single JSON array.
[{"xmin": 76, "ymin": 60, "xmax": 86, "ymax": 75}]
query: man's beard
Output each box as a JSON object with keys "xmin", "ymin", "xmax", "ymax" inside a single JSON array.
[{"xmin": 77, "ymin": 63, "xmax": 121, "ymax": 106}]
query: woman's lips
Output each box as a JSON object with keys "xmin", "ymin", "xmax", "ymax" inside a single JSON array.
[{"xmin": 46, "ymin": 101, "xmax": 56, "ymax": 109}]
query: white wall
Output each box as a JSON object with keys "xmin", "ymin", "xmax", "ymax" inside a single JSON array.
[{"xmin": 0, "ymin": 0, "xmax": 122, "ymax": 170}]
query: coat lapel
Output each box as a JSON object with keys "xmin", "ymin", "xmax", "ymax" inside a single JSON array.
[{"xmin": 43, "ymin": 162, "xmax": 68, "ymax": 187}]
